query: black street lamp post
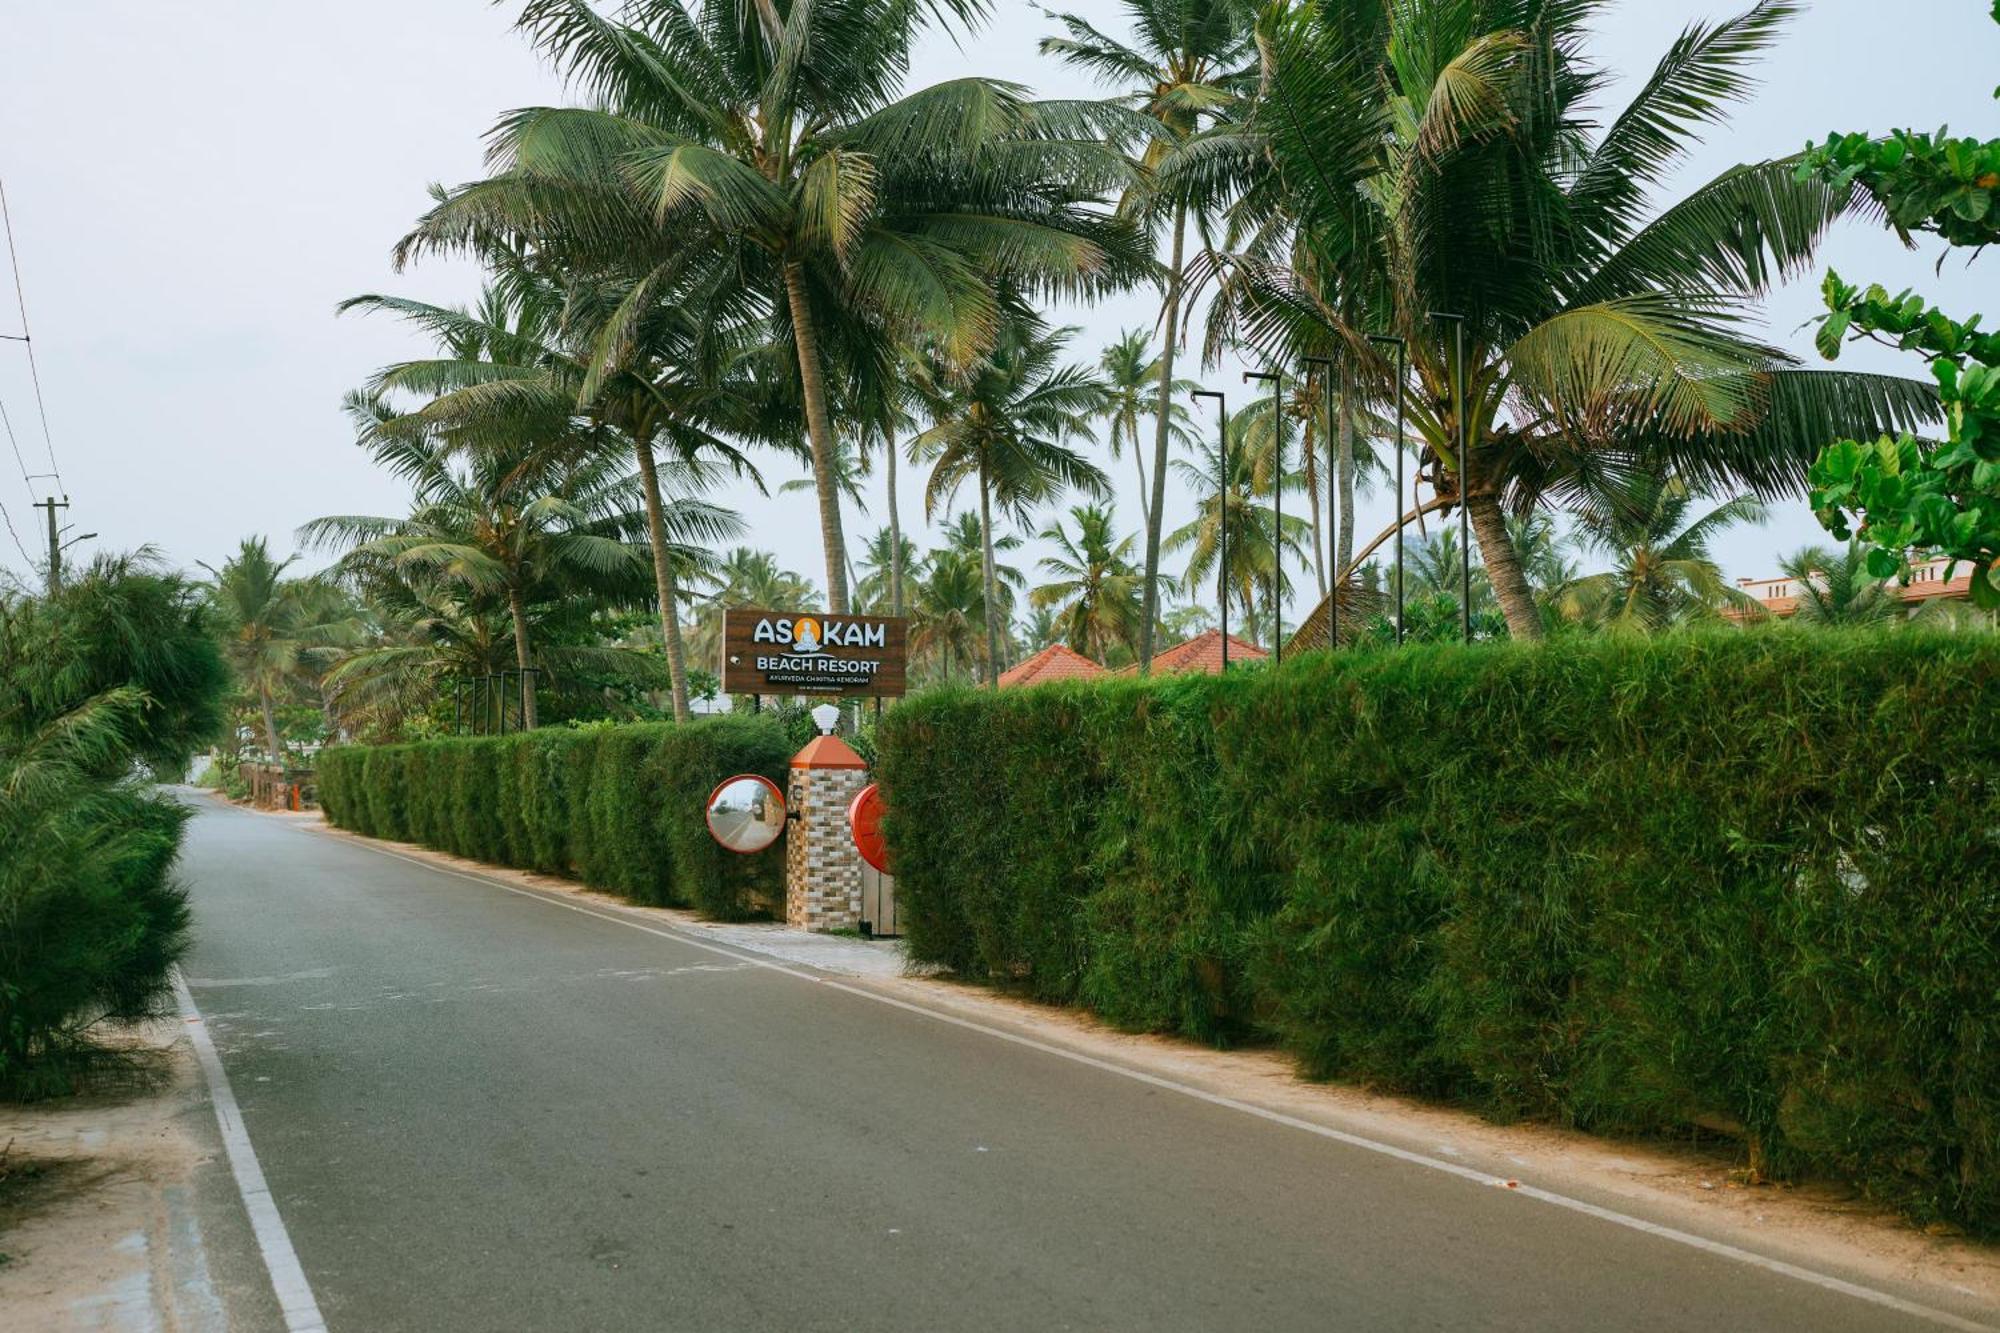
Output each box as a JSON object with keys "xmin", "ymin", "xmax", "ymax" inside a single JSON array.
[
  {"xmin": 1303, "ymin": 355, "xmax": 1335, "ymax": 648},
  {"xmin": 1191, "ymin": 388, "xmax": 1229, "ymax": 671},
  {"xmin": 1366, "ymin": 334, "xmax": 1409, "ymax": 645},
  {"xmin": 1430, "ymin": 312, "xmax": 1472, "ymax": 643},
  {"xmin": 1244, "ymin": 368, "xmax": 1284, "ymax": 662}
]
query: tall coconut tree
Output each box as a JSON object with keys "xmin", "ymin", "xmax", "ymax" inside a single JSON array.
[
  {"xmin": 1164, "ymin": 405, "xmax": 1313, "ymax": 640},
  {"xmin": 1558, "ymin": 475, "xmax": 1764, "ymax": 632},
  {"xmin": 914, "ymin": 317, "xmax": 1112, "ymax": 683},
  {"xmin": 1043, "ymin": 0, "xmax": 1257, "ymax": 670},
  {"xmin": 1209, "ymin": 0, "xmax": 1936, "ymax": 642},
  {"xmin": 200, "ymin": 537, "xmax": 354, "ymax": 764},
  {"xmin": 1095, "ymin": 328, "xmax": 1199, "ymax": 539},
  {"xmin": 907, "ymin": 546, "xmax": 991, "ymax": 683},
  {"xmin": 1032, "ymin": 503, "xmax": 1151, "ymax": 664},
  {"xmin": 400, "ymin": 0, "xmax": 1151, "ymax": 616},
  {"xmin": 303, "ymin": 420, "xmax": 720, "ymax": 729}
]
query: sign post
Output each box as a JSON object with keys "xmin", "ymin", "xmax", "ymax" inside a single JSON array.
[{"xmin": 721, "ymin": 609, "xmax": 908, "ymax": 700}]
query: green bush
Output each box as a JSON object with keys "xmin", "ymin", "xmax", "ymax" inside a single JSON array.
[
  {"xmin": 1, "ymin": 554, "xmax": 227, "ymax": 1097},
  {"xmin": 876, "ymin": 629, "xmax": 2000, "ymax": 1233},
  {"xmin": 317, "ymin": 716, "xmax": 794, "ymax": 920}
]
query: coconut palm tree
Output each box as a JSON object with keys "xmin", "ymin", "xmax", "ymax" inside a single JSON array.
[
  {"xmin": 399, "ymin": 0, "xmax": 1151, "ymax": 617},
  {"xmin": 201, "ymin": 538, "xmax": 355, "ymax": 763},
  {"xmin": 1043, "ymin": 0, "xmax": 1257, "ymax": 670},
  {"xmin": 854, "ymin": 527, "xmax": 922, "ymax": 615},
  {"xmin": 1777, "ymin": 541, "xmax": 1901, "ymax": 628},
  {"xmin": 914, "ymin": 316, "xmax": 1112, "ymax": 683},
  {"xmin": 907, "ymin": 547, "xmax": 991, "ymax": 683},
  {"xmin": 1094, "ymin": 328, "xmax": 1198, "ymax": 542},
  {"xmin": 1032, "ymin": 504, "xmax": 1151, "ymax": 664},
  {"xmin": 1164, "ymin": 407, "xmax": 1313, "ymax": 640},
  {"xmin": 684, "ymin": 547, "xmax": 821, "ymax": 670},
  {"xmin": 1210, "ymin": 0, "xmax": 1936, "ymax": 642},
  {"xmin": 302, "ymin": 422, "xmax": 708, "ymax": 729},
  {"xmin": 1558, "ymin": 476, "xmax": 1764, "ymax": 632},
  {"xmin": 342, "ymin": 262, "xmax": 761, "ymax": 722}
]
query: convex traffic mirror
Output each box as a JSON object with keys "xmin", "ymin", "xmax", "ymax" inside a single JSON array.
[{"xmin": 705, "ymin": 774, "xmax": 786, "ymax": 854}]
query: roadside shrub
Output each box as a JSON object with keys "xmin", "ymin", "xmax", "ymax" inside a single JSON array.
[
  {"xmin": 0, "ymin": 555, "xmax": 226, "ymax": 1097},
  {"xmin": 877, "ymin": 629, "xmax": 2000, "ymax": 1233},
  {"xmin": 317, "ymin": 715, "xmax": 794, "ymax": 919}
]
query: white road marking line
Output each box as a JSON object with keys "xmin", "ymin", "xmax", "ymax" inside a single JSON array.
[
  {"xmin": 173, "ymin": 970, "xmax": 328, "ymax": 1333},
  {"xmin": 308, "ymin": 827, "xmax": 1995, "ymax": 1332}
]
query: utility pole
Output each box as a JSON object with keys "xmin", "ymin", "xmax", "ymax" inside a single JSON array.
[{"xmin": 34, "ymin": 493, "xmax": 66, "ymax": 594}]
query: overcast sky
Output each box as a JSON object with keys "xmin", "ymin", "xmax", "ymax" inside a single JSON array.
[{"xmin": 2, "ymin": 1, "xmax": 1995, "ymax": 622}]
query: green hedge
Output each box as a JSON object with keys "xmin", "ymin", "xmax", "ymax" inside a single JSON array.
[
  {"xmin": 877, "ymin": 630, "xmax": 2000, "ymax": 1232},
  {"xmin": 318, "ymin": 716, "xmax": 793, "ymax": 920}
]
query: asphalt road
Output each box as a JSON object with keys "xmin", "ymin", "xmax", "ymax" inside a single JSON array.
[{"xmin": 176, "ymin": 795, "xmax": 1975, "ymax": 1332}]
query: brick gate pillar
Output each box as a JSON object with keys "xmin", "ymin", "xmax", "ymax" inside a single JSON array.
[{"xmin": 785, "ymin": 734, "xmax": 870, "ymax": 931}]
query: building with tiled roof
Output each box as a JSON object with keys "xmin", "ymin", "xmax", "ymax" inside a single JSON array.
[
  {"xmin": 1728, "ymin": 554, "xmax": 1987, "ymax": 621},
  {"xmin": 1115, "ymin": 628, "xmax": 1268, "ymax": 677},
  {"xmin": 997, "ymin": 642, "xmax": 1110, "ymax": 688}
]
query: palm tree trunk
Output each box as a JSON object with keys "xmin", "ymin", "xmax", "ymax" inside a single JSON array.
[
  {"xmin": 1303, "ymin": 410, "xmax": 1326, "ymax": 598},
  {"xmin": 258, "ymin": 685, "xmax": 284, "ymax": 768},
  {"xmin": 1337, "ymin": 369, "xmax": 1357, "ymax": 576},
  {"xmin": 885, "ymin": 422, "xmax": 905, "ymax": 618},
  {"xmin": 1467, "ymin": 490, "xmax": 1544, "ymax": 641},
  {"xmin": 978, "ymin": 464, "xmax": 1002, "ymax": 691},
  {"xmin": 633, "ymin": 437, "xmax": 694, "ymax": 722},
  {"xmin": 507, "ymin": 585, "xmax": 538, "ymax": 730},
  {"xmin": 1139, "ymin": 204, "xmax": 1189, "ymax": 674},
  {"xmin": 783, "ymin": 261, "xmax": 851, "ymax": 613},
  {"xmin": 1129, "ymin": 410, "xmax": 1151, "ymax": 539}
]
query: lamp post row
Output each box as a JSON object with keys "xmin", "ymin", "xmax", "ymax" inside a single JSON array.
[
  {"xmin": 1195, "ymin": 315, "xmax": 1470, "ymax": 659},
  {"xmin": 450, "ymin": 668, "xmax": 541, "ymax": 736}
]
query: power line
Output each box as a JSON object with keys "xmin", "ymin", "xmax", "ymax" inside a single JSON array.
[
  {"xmin": 0, "ymin": 392, "xmax": 32, "ymax": 493},
  {"xmin": 0, "ymin": 493, "xmax": 33, "ymax": 573},
  {"xmin": 0, "ymin": 178, "xmax": 64, "ymax": 492}
]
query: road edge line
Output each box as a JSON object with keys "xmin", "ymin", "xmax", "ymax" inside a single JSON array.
[
  {"xmin": 308, "ymin": 827, "xmax": 1996, "ymax": 1333},
  {"xmin": 173, "ymin": 968, "xmax": 328, "ymax": 1333}
]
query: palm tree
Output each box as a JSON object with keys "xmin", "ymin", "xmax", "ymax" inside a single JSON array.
[
  {"xmin": 1212, "ymin": 0, "xmax": 1936, "ymax": 641},
  {"xmin": 1095, "ymin": 327, "xmax": 1198, "ymax": 547},
  {"xmin": 1032, "ymin": 504, "xmax": 1151, "ymax": 664},
  {"xmin": 855, "ymin": 527, "xmax": 922, "ymax": 615},
  {"xmin": 915, "ymin": 316, "xmax": 1111, "ymax": 683},
  {"xmin": 201, "ymin": 538, "xmax": 353, "ymax": 763},
  {"xmin": 907, "ymin": 547, "xmax": 991, "ymax": 683},
  {"xmin": 685, "ymin": 547, "xmax": 821, "ymax": 670},
  {"xmin": 302, "ymin": 425, "xmax": 696, "ymax": 729},
  {"xmin": 1558, "ymin": 476, "xmax": 1764, "ymax": 632},
  {"xmin": 1777, "ymin": 541, "xmax": 1901, "ymax": 627},
  {"xmin": 1164, "ymin": 407, "xmax": 1313, "ymax": 640},
  {"xmin": 1044, "ymin": 0, "xmax": 1256, "ymax": 670},
  {"xmin": 342, "ymin": 265, "xmax": 759, "ymax": 722},
  {"xmin": 402, "ymin": 0, "xmax": 1150, "ymax": 617},
  {"xmin": 937, "ymin": 511, "xmax": 1027, "ymax": 613}
]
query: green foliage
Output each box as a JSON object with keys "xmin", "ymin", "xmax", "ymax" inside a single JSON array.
[
  {"xmin": 1802, "ymin": 12, "xmax": 2000, "ymax": 604},
  {"xmin": 1, "ymin": 556, "xmax": 227, "ymax": 1096},
  {"xmin": 317, "ymin": 715, "xmax": 793, "ymax": 920},
  {"xmin": 1808, "ymin": 275, "xmax": 2000, "ymax": 605},
  {"xmin": 879, "ymin": 633, "xmax": 2000, "ymax": 1232},
  {"xmin": 1802, "ymin": 127, "xmax": 2000, "ymax": 248}
]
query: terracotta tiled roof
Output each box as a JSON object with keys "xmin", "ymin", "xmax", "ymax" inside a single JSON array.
[
  {"xmin": 1114, "ymin": 628, "xmax": 1269, "ymax": 676},
  {"xmin": 997, "ymin": 642, "xmax": 1109, "ymax": 688},
  {"xmin": 790, "ymin": 734, "xmax": 868, "ymax": 769}
]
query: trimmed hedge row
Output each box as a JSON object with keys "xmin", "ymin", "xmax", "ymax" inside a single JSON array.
[
  {"xmin": 318, "ymin": 716, "xmax": 793, "ymax": 920},
  {"xmin": 877, "ymin": 630, "xmax": 2000, "ymax": 1232}
]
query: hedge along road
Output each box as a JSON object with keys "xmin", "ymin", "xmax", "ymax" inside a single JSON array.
[{"xmin": 174, "ymin": 794, "xmax": 1983, "ymax": 1333}]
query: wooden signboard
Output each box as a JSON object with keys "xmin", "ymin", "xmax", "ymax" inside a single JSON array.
[{"xmin": 720, "ymin": 608, "xmax": 908, "ymax": 699}]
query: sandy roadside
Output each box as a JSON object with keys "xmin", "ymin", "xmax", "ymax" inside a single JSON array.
[
  {"xmin": 290, "ymin": 802, "xmax": 2000, "ymax": 1321},
  {"xmin": 0, "ymin": 1016, "xmax": 276, "ymax": 1332}
]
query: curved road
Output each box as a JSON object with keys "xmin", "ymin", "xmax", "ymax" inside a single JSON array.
[{"xmin": 176, "ymin": 795, "xmax": 1985, "ymax": 1331}]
